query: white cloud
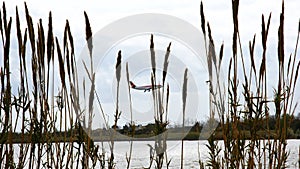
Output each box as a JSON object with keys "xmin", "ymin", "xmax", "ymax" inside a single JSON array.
[{"xmin": 3, "ymin": 0, "xmax": 300, "ymax": 127}]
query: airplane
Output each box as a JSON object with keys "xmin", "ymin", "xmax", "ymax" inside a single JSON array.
[{"xmin": 129, "ymin": 81, "xmax": 163, "ymax": 92}]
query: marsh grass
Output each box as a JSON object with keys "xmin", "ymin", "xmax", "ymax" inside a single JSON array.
[
  {"xmin": 0, "ymin": 1, "xmax": 299, "ymax": 169},
  {"xmin": 0, "ymin": 2, "xmax": 101, "ymax": 168},
  {"xmin": 200, "ymin": 0, "xmax": 300, "ymax": 168}
]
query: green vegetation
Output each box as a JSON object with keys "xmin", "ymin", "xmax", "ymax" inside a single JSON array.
[{"xmin": 5, "ymin": 114, "xmax": 300, "ymax": 144}]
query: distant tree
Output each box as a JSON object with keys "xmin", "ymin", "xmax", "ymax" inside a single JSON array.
[
  {"xmin": 296, "ymin": 112, "xmax": 300, "ymax": 119},
  {"xmin": 191, "ymin": 121, "xmax": 202, "ymax": 132},
  {"xmin": 111, "ymin": 124, "xmax": 119, "ymax": 129},
  {"xmin": 295, "ymin": 129, "xmax": 300, "ymax": 138},
  {"xmin": 290, "ymin": 115, "xmax": 300, "ymax": 132},
  {"xmin": 268, "ymin": 115, "xmax": 276, "ymax": 130},
  {"xmin": 123, "ymin": 124, "xmax": 129, "ymax": 131}
]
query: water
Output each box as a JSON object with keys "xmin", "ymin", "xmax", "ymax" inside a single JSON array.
[
  {"xmin": 101, "ymin": 140, "xmax": 205, "ymax": 168},
  {"xmin": 11, "ymin": 140, "xmax": 300, "ymax": 168},
  {"xmin": 97, "ymin": 140, "xmax": 300, "ymax": 168}
]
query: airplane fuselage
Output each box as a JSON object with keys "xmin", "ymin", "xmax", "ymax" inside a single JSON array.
[{"xmin": 130, "ymin": 81, "xmax": 162, "ymax": 92}]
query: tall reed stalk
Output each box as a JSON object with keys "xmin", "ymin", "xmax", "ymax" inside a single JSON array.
[
  {"xmin": 180, "ymin": 68, "xmax": 188, "ymax": 169},
  {"xmin": 148, "ymin": 34, "xmax": 173, "ymax": 169}
]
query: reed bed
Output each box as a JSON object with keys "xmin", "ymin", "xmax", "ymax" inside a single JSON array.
[
  {"xmin": 0, "ymin": 2, "xmax": 101, "ymax": 168},
  {"xmin": 0, "ymin": 2, "xmax": 176, "ymax": 168},
  {"xmin": 200, "ymin": 0, "xmax": 300, "ymax": 168},
  {"xmin": 0, "ymin": 1, "xmax": 299, "ymax": 169}
]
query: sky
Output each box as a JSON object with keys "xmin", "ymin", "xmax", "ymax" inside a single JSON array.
[{"xmin": 2, "ymin": 0, "xmax": 300, "ymax": 129}]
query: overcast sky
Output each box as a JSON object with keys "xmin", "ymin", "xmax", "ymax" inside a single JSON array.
[{"xmin": 2, "ymin": 0, "xmax": 300, "ymax": 128}]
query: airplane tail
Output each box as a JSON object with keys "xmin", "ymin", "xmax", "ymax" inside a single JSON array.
[{"xmin": 129, "ymin": 81, "xmax": 136, "ymax": 88}]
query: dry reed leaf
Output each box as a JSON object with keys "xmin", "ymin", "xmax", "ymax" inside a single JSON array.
[
  {"xmin": 32, "ymin": 56, "xmax": 37, "ymax": 90},
  {"xmin": 47, "ymin": 12, "xmax": 53, "ymax": 64},
  {"xmin": 182, "ymin": 68, "xmax": 188, "ymax": 114},
  {"xmin": 16, "ymin": 7, "xmax": 22, "ymax": 56},
  {"xmin": 278, "ymin": 1, "xmax": 284, "ymax": 66},
  {"xmin": 125, "ymin": 62, "xmax": 133, "ymax": 123},
  {"xmin": 116, "ymin": 50, "xmax": 122, "ymax": 82},
  {"xmin": 55, "ymin": 37, "xmax": 66, "ymax": 88},
  {"xmin": 0, "ymin": 68, "xmax": 3, "ymax": 93},
  {"xmin": 65, "ymin": 22, "xmax": 75, "ymax": 75},
  {"xmin": 262, "ymin": 15, "xmax": 266, "ymax": 50},
  {"xmin": 259, "ymin": 13, "xmax": 272, "ymax": 83},
  {"xmin": 266, "ymin": 13, "xmax": 272, "ymax": 38},
  {"xmin": 259, "ymin": 56, "xmax": 265, "ymax": 83},
  {"xmin": 64, "ymin": 21, "xmax": 71, "ymax": 78},
  {"xmin": 228, "ymin": 58, "xmax": 232, "ymax": 80},
  {"xmin": 88, "ymin": 73, "xmax": 95, "ymax": 114},
  {"xmin": 207, "ymin": 23, "xmax": 213, "ymax": 44},
  {"xmin": 157, "ymin": 86, "xmax": 163, "ymax": 120},
  {"xmin": 0, "ymin": 5, "xmax": 3, "ymax": 36},
  {"xmin": 231, "ymin": 0, "xmax": 239, "ymax": 57},
  {"xmin": 2, "ymin": 2, "xmax": 7, "ymax": 33},
  {"xmin": 298, "ymin": 19, "xmax": 300, "ymax": 33},
  {"xmin": 219, "ymin": 43, "xmax": 224, "ymax": 70},
  {"xmin": 287, "ymin": 54, "xmax": 292, "ymax": 76},
  {"xmin": 200, "ymin": 1, "xmax": 206, "ymax": 36},
  {"xmin": 63, "ymin": 21, "xmax": 68, "ymax": 53},
  {"xmin": 37, "ymin": 19, "xmax": 45, "ymax": 69},
  {"xmin": 4, "ymin": 18, "xmax": 11, "ymax": 69},
  {"xmin": 66, "ymin": 20, "xmax": 74, "ymax": 57},
  {"xmin": 150, "ymin": 34, "xmax": 156, "ymax": 78},
  {"xmin": 207, "ymin": 23, "xmax": 217, "ymax": 69},
  {"xmin": 84, "ymin": 11, "xmax": 93, "ymax": 57},
  {"xmin": 82, "ymin": 61, "xmax": 92, "ymax": 81},
  {"xmin": 249, "ymin": 35, "xmax": 256, "ymax": 74},
  {"xmin": 126, "ymin": 62, "xmax": 130, "ymax": 84},
  {"xmin": 22, "ymin": 29, "xmax": 28, "ymax": 63},
  {"xmin": 151, "ymin": 73, "xmax": 156, "ymax": 116},
  {"xmin": 163, "ymin": 42, "xmax": 171, "ymax": 85},
  {"xmin": 0, "ymin": 10, "xmax": 3, "ymax": 45},
  {"xmin": 294, "ymin": 61, "xmax": 300, "ymax": 86},
  {"xmin": 206, "ymin": 23, "xmax": 213, "ymax": 79},
  {"xmin": 83, "ymin": 78, "xmax": 86, "ymax": 99},
  {"xmin": 25, "ymin": 2, "xmax": 35, "ymax": 52},
  {"xmin": 65, "ymin": 43, "xmax": 71, "ymax": 79},
  {"xmin": 165, "ymin": 84, "xmax": 169, "ymax": 117},
  {"xmin": 261, "ymin": 13, "xmax": 272, "ymax": 51}
]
